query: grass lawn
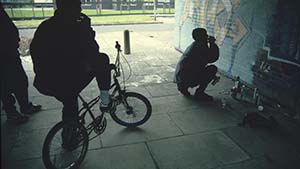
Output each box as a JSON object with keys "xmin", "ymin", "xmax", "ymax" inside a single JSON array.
[
  {"xmin": 14, "ymin": 15, "xmax": 156, "ymax": 28},
  {"xmin": 5, "ymin": 8, "xmax": 174, "ymax": 18},
  {"xmin": 6, "ymin": 8, "xmax": 173, "ymax": 28}
]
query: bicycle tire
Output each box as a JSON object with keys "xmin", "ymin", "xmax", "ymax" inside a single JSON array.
[
  {"xmin": 42, "ymin": 121, "xmax": 89, "ymax": 169},
  {"xmin": 110, "ymin": 92, "xmax": 152, "ymax": 127}
]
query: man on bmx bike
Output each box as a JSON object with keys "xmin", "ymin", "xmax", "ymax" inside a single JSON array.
[{"xmin": 30, "ymin": 0, "xmax": 111, "ymax": 147}]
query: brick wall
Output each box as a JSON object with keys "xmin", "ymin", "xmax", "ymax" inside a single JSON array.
[{"xmin": 175, "ymin": 0, "xmax": 300, "ymax": 111}]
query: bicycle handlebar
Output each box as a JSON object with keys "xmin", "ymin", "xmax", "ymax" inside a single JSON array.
[
  {"xmin": 115, "ymin": 41, "xmax": 121, "ymax": 52},
  {"xmin": 113, "ymin": 41, "xmax": 121, "ymax": 77},
  {"xmin": 111, "ymin": 40, "xmax": 132, "ymax": 87}
]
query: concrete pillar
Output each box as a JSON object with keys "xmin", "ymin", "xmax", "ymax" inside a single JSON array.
[
  {"xmin": 124, "ymin": 30, "xmax": 130, "ymax": 54},
  {"xmin": 153, "ymin": 0, "xmax": 157, "ymax": 21},
  {"xmin": 53, "ymin": 0, "xmax": 57, "ymax": 10}
]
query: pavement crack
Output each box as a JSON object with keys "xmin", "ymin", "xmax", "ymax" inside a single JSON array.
[{"xmin": 145, "ymin": 142, "xmax": 161, "ymax": 169}]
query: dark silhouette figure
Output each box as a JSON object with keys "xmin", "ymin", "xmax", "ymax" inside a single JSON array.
[
  {"xmin": 0, "ymin": 3, "xmax": 42, "ymax": 123},
  {"xmin": 30, "ymin": 0, "xmax": 111, "ymax": 130},
  {"xmin": 174, "ymin": 28, "xmax": 219, "ymax": 101}
]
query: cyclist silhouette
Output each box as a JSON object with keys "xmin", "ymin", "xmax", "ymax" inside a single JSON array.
[{"xmin": 30, "ymin": 0, "xmax": 111, "ymax": 131}]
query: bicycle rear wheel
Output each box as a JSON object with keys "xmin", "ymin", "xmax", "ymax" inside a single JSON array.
[
  {"xmin": 42, "ymin": 121, "xmax": 89, "ymax": 169},
  {"xmin": 111, "ymin": 92, "xmax": 152, "ymax": 127}
]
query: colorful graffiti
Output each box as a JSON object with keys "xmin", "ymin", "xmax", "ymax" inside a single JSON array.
[
  {"xmin": 252, "ymin": 0, "xmax": 300, "ymax": 106},
  {"xmin": 176, "ymin": 0, "xmax": 300, "ymax": 111},
  {"xmin": 178, "ymin": 0, "xmax": 251, "ymax": 74},
  {"xmin": 179, "ymin": 0, "xmax": 248, "ymax": 46},
  {"xmin": 264, "ymin": 0, "xmax": 300, "ymax": 67}
]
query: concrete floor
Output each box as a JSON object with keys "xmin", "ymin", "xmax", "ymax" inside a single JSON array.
[{"xmin": 2, "ymin": 18, "xmax": 300, "ymax": 169}]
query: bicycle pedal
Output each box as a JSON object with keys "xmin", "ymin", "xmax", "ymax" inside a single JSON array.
[
  {"xmin": 94, "ymin": 117, "xmax": 107, "ymax": 135},
  {"xmin": 94, "ymin": 115, "xmax": 103, "ymax": 124}
]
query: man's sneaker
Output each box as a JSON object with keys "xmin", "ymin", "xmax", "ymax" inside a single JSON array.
[
  {"xmin": 7, "ymin": 112, "xmax": 29, "ymax": 124},
  {"xmin": 178, "ymin": 88, "xmax": 191, "ymax": 96},
  {"xmin": 22, "ymin": 103, "xmax": 42, "ymax": 115},
  {"xmin": 194, "ymin": 92, "xmax": 214, "ymax": 102},
  {"xmin": 100, "ymin": 100, "xmax": 115, "ymax": 113}
]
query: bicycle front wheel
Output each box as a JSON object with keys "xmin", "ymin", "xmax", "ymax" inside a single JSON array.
[
  {"xmin": 111, "ymin": 92, "xmax": 152, "ymax": 127},
  {"xmin": 42, "ymin": 121, "xmax": 89, "ymax": 169}
]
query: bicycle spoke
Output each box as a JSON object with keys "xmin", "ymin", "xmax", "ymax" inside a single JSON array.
[
  {"xmin": 52, "ymin": 152, "xmax": 78, "ymax": 169},
  {"xmin": 43, "ymin": 122, "xmax": 89, "ymax": 169},
  {"xmin": 111, "ymin": 92, "xmax": 151, "ymax": 127}
]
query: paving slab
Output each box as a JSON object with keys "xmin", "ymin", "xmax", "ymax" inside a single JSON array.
[
  {"xmin": 28, "ymin": 83, "xmax": 43, "ymax": 98},
  {"xmin": 10, "ymin": 128, "xmax": 48, "ymax": 160},
  {"xmin": 149, "ymin": 95, "xmax": 198, "ymax": 115},
  {"xmin": 219, "ymin": 153, "xmax": 300, "ymax": 169},
  {"xmin": 169, "ymin": 104, "xmax": 238, "ymax": 134},
  {"xmin": 100, "ymin": 114, "xmax": 183, "ymax": 147},
  {"xmin": 5, "ymin": 158, "xmax": 44, "ymax": 169},
  {"xmin": 126, "ymin": 86, "xmax": 152, "ymax": 99},
  {"xmin": 20, "ymin": 56, "xmax": 33, "ymax": 69},
  {"xmin": 8, "ymin": 126, "xmax": 102, "ymax": 162},
  {"xmin": 143, "ymin": 56, "xmax": 169, "ymax": 66},
  {"xmin": 1, "ymin": 123, "xmax": 19, "ymax": 169},
  {"xmin": 8, "ymin": 109, "xmax": 61, "ymax": 132},
  {"xmin": 145, "ymin": 82, "xmax": 179, "ymax": 97},
  {"xmin": 147, "ymin": 131, "xmax": 250, "ymax": 169},
  {"xmin": 81, "ymin": 143, "xmax": 157, "ymax": 169},
  {"xmin": 223, "ymin": 126, "xmax": 300, "ymax": 159},
  {"xmin": 217, "ymin": 157, "xmax": 270, "ymax": 169},
  {"xmin": 3, "ymin": 21, "xmax": 300, "ymax": 169},
  {"xmin": 127, "ymin": 61, "xmax": 158, "ymax": 76},
  {"xmin": 126, "ymin": 74, "xmax": 167, "ymax": 87},
  {"xmin": 272, "ymin": 113, "xmax": 300, "ymax": 152},
  {"xmin": 261, "ymin": 151, "xmax": 300, "ymax": 169}
]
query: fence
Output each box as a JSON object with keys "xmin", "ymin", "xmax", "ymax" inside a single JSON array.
[{"xmin": 2, "ymin": 1, "xmax": 175, "ymax": 20}]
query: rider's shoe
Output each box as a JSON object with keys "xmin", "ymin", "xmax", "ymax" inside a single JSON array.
[
  {"xmin": 62, "ymin": 125, "xmax": 82, "ymax": 151},
  {"xmin": 99, "ymin": 100, "xmax": 115, "ymax": 113},
  {"xmin": 22, "ymin": 102, "xmax": 42, "ymax": 115}
]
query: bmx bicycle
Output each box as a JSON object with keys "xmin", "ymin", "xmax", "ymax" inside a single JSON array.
[{"xmin": 42, "ymin": 41, "xmax": 152, "ymax": 169}]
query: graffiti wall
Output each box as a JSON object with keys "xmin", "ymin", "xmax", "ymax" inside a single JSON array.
[{"xmin": 175, "ymin": 0, "xmax": 300, "ymax": 109}]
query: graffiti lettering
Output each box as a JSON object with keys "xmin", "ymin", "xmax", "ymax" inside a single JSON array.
[{"xmin": 180, "ymin": 0, "xmax": 248, "ymax": 46}]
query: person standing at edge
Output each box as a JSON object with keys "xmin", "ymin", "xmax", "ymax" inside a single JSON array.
[
  {"xmin": 174, "ymin": 28, "xmax": 219, "ymax": 102},
  {"xmin": 0, "ymin": 3, "xmax": 42, "ymax": 123}
]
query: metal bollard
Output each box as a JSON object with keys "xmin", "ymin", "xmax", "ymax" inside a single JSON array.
[{"xmin": 124, "ymin": 30, "xmax": 131, "ymax": 54}]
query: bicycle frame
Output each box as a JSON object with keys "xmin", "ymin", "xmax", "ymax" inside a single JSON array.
[
  {"xmin": 76, "ymin": 41, "xmax": 128, "ymax": 140},
  {"xmin": 42, "ymin": 41, "xmax": 152, "ymax": 169},
  {"xmin": 110, "ymin": 41, "xmax": 126, "ymax": 96},
  {"xmin": 77, "ymin": 95, "xmax": 101, "ymax": 140}
]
